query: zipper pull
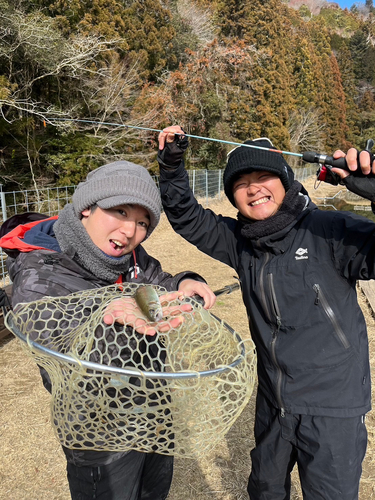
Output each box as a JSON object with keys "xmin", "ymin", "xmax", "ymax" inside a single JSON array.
[
  {"xmin": 280, "ymin": 408, "xmax": 285, "ymax": 418},
  {"xmin": 313, "ymin": 284, "xmax": 320, "ymax": 305},
  {"xmin": 276, "ymin": 316, "xmax": 282, "ymax": 331}
]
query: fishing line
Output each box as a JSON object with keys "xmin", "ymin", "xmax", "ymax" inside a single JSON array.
[
  {"xmin": 49, "ymin": 117, "xmax": 358, "ymax": 176},
  {"xmin": 48, "ymin": 117, "xmax": 304, "ymax": 159}
]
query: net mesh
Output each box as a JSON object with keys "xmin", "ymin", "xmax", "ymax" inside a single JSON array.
[{"xmin": 6, "ymin": 283, "xmax": 256, "ymax": 458}]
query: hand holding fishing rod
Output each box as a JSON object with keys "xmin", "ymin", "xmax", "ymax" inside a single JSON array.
[
  {"xmin": 303, "ymin": 139, "xmax": 375, "ymax": 202},
  {"xmin": 191, "ymin": 281, "xmax": 240, "ymax": 306},
  {"xmin": 158, "ymin": 125, "xmax": 188, "ymax": 168},
  {"xmin": 343, "ymin": 141, "xmax": 375, "ymax": 176},
  {"xmin": 303, "ymin": 139, "xmax": 375, "ymax": 185}
]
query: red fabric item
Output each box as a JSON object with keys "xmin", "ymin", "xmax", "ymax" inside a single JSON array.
[{"xmin": 0, "ymin": 215, "xmax": 58, "ymax": 252}]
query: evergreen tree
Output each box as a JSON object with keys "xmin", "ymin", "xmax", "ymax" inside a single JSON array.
[
  {"xmin": 1, "ymin": 0, "xmax": 373, "ymax": 186},
  {"xmin": 349, "ymin": 29, "xmax": 369, "ymax": 81},
  {"xmin": 215, "ymin": 0, "xmax": 253, "ymax": 39},
  {"xmin": 35, "ymin": 0, "xmax": 177, "ymax": 79},
  {"xmin": 336, "ymin": 42, "xmax": 360, "ymax": 147}
]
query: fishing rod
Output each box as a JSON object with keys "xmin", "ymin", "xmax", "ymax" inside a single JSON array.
[
  {"xmin": 191, "ymin": 281, "xmax": 240, "ymax": 307},
  {"xmin": 48, "ymin": 117, "xmax": 374, "ymax": 186},
  {"xmin": 47, "ymin": 117, "xmax": 302, "ymax": 157},
  {"xmin": 212, "ymin": 281, "xmax": 240, "ymax": 297}
]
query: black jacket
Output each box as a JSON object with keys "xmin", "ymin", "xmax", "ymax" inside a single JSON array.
[{"xmin": 160, "ymin": 163, "xmax": 375, "ymax": 418}]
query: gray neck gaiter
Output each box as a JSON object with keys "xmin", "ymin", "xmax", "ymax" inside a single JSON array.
[{"xmin": 54, "ymin": 204, "xmax": 131, "ymax": 282}]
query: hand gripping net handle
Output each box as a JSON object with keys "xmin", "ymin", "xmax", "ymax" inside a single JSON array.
[{"xmin": 6, "ymin": 284, "xmax": 257, "ymax": 458}]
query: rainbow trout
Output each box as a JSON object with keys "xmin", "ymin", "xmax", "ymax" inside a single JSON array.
[{"xmin": 134, "ymin": 285, "xmax": 163, "ymax": 322}]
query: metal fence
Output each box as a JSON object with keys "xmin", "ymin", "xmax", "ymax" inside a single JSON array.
[
  {"xmin": 0, "ymin": 165, "xmax": 328, "ymax": 286},
  {"xmin": 0, "ymin": 185, "xmax": 76, "ymax": 223}
]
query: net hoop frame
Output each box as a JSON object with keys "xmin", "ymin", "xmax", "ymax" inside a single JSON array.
[{"xmin": 7, "ymin": 313, "xmax": 247, "ymax": 380}]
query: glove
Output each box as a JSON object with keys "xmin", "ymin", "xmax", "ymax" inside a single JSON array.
[
  {"xmin": 340, "ymin": 141, "xmax": 375, "ymax": 211},
  {"xmin": 342, "ymin": 174, "xmax": 375, "ymax": 202},
  {"xmin": 341, "ymin": 157, "xmax": 375, "ymax": 214},
  {"xmin": 157, "ymin": 133, "xmax": 189, "ymax": 169},
  {"xmin": 341, "ymin": 148, "xmax": 375, "ymax": 202}
]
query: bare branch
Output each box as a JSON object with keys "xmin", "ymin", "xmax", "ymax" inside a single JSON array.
[
  {"xmin": 176, "ymin": 0, "xmax": 217, "ymax": 45},
  {"xmin": 287, "ymin": 107, "xmax": 326, "ymax": 167}
]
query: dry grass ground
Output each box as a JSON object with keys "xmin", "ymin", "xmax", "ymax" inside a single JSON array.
[{"xmin": 1, "ymin": 181, "xmax": 375, "ymax": 499}]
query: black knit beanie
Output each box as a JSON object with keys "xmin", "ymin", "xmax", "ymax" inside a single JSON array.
[{"xmin": 224, "ymin": 138, "xmax": 295, "ymax": 207}]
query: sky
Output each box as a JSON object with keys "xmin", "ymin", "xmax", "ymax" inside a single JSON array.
[{"xmin": 335, "ymin": 0, "xmax": 365, "ymax": 8}]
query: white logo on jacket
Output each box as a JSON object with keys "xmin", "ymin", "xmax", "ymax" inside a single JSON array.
[{"xmin": 295, "ymin": 248, "xmax": 308, "ymax": 260}]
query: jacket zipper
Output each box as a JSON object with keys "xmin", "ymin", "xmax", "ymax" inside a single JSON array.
[
  {"xmin": 259, "ymin": 254, "xmax": 285, "ymax": 417},
  {"xmin": 259, "ymin": 253, "xmax": 271, "ymax": 319},
  {"xmin": 313, "ymin": 284, "xmax": 350, "ymax": 349},
  {"xmin": 269, "ymin": 273, "xmax": 285, "ymax": 417}
]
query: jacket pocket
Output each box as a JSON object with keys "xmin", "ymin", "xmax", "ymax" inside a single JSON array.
[{"xmin": 313, "ymin": 283, "xmax": 350, "ymax": 349}]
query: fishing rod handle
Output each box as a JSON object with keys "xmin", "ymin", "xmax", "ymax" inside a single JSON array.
[
  {"xmin": 303, "ymin": 151, "xmax": 348, "ymax": 170},
  {"xmin": 303, "ymin": 139, "xmax": 375, "ymax": 175},
  {"xmin": 303, "ymin": 152, "xmax": 375, "ymax": 178}
]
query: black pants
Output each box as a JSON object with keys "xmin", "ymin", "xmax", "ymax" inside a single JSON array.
[
  {"xmin": 248, "ymin": 391, "xmax": 367, "ymax": 500},
  {"xmin": 67, "ymin": 451, "xmax": 174, "ymax": 500}
]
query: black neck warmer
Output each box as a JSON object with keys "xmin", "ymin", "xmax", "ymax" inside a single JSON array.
[
  {"xmin": 238, "ymin": 181, "xmax": 308, "ymax": 240},
  {"xmin": 54, "ymin": 204, "xmax": 132, "ymax": 282}
]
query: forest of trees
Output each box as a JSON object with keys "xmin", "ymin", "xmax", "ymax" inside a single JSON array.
[{"xmin": 1, "ymin": 0, "xmax": 375, "ymax": 190}]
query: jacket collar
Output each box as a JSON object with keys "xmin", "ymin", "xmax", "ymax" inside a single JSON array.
[{"xmin": 246, "ymin": 200, "xmax": 316, "ymax": 256}]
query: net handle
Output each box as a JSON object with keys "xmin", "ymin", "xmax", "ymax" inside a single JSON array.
[{"xmin": 7, "ymin": 314, "xmax": 246, "ymax": 380}]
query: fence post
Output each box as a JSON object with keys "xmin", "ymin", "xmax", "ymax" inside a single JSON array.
[
  {"xmin": 205, "ymin": 170, "xmax": 208, "ymax": 205},
  {"xmin": 192, "ymin": 170, "xmax": 196, "ymax": 195},
  {"xmin": 218, "ymin": 171, "xmax": 221, "ymax": 199},
  {"xmin": 0, "ymin": 184, "xmax": 7, "ymax": 223}
]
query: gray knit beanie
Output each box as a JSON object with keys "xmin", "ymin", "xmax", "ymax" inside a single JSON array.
[
  {"xmin": 72, "ymin": 160, "xmax": 161, "ymax": 238},
  {"xmin": 224, "ymin": 138, "xmax": 295, "ymax": 207}
]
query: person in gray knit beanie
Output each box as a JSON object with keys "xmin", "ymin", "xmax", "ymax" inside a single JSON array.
[
  {"xmin": 1, "ymin": 153, "xmax": 216, "ymax": 500},
  {"xmin": 53, "ymin": 160, "xmax": 162, "ymax": 281},
  {"xmin": 72, "ymin": 160, "xmax": 161, "ymax": 238}
]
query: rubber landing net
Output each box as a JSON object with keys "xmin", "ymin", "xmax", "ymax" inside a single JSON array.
[{"xmin": 6, "ymin": 283, "xmax": 256, "ymax": 458}]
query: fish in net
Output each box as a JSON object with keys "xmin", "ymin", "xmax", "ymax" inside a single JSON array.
[{"xmin": 6, "ymin": 283, "xmax": 257, "ymax": 458}]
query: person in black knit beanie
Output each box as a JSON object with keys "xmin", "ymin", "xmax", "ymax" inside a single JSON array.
[
  {"xmin": 157, "ymin": 124, "xmax": 375, "ymax": 500},
  {"xmin": 223, "ymin": 138, "xmax": 295, "ymax": 205}
]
